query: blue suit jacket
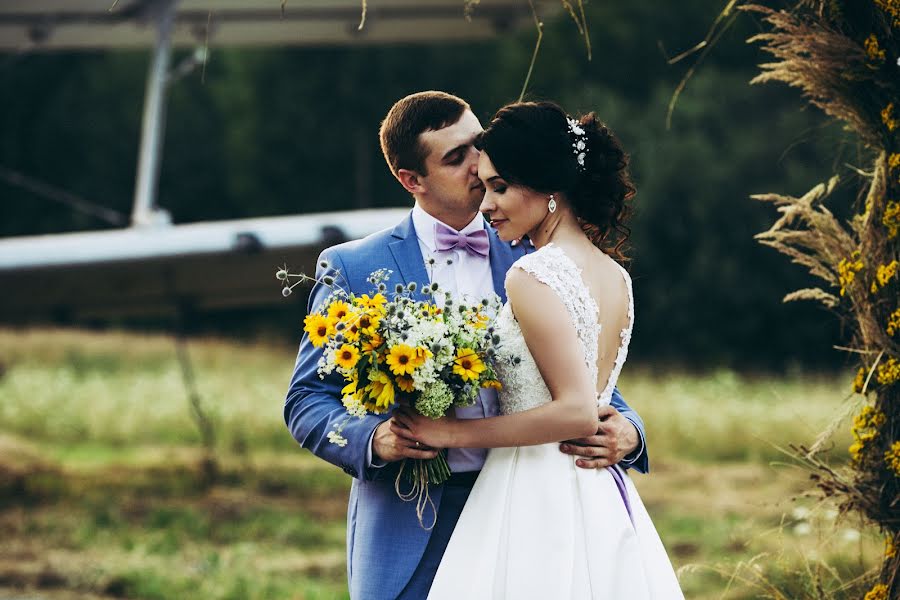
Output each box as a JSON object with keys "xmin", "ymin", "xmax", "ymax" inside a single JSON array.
[{"xmin": 284, "ymin": 212, "xmax": 649, "ymax": 599}]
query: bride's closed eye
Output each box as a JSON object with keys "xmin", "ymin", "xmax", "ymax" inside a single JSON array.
[{"xmin": 491, "ymin": 184, "xmax": 507, "ymax": 194}]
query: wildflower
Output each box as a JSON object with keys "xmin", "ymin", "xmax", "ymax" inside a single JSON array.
[
  {"xmin": 386, "ymin": 344, "xmax": 418, "ymax": 376},
  {"xmin": 875, "ymin": 0, "xmax": 900, "ymax": 26},
  {"xmin": 276, "ymin": 268, "xmax": 288, "ymax": 281},
  {"xmin": 876, "ymin": 357, "xmax": 900, "ymax": 386},
  {"xmin": 883, "ymin": 201, "xmax": 900, "ymax": 238},
  {"xmin": 864, "ymin": 583, "xmax": 889, "ymax": 600},
  {"xmin": 333, "ymin": 344, "xmax": 360, "ymax": 370},
  {"xmin": 415, "ymin": 379, "xmax": 454, "ymax": 419},
  {"xmin": 327, "ymin": 430, "xmax": 348, "ymax": 447},
  {"xmin": 412, "ymin": 346, "xmax": 433, "ymax": 368},
  {"xmin": 396, "ymin": 375, "xmax": 415, "ymax": 393},
  {"xmin": 871, "ymin": 259, "xmax": 898, "ymax": 293},
  {"xmin": 364, "ymin": 370, "xmax": 395, "ymax": 413},
  {"xmin": 327, "ymin": 300, "xmax": 352, "ymax": 321},
  {"xmin": 837, "ymin": 251, "xmax": 864, "ymax": 296},
  {"xmin": 864, "ymin": 34, "xmax": 886, "ymax": 63},
  {"xmin": 888, "ymin": 309, "xmax": 900, "ymax": 337},
  {"xmin": 304, "ymin": 313, "xmax": 334, "ymax": 347},
  {"xmin": 356, "ymin": 312, "xmax": 381, "ymax": 336},
  {"xmin": 853, "ymin": 366, "xmax": 867, "ymax": 393},
  {"xmin": 882, "ymin": 103, "xmax": 898, "ymax": 132},
  {"xmin": 885, "ymin": 441, "xmax": 900, "ymax": 477},
  {"xmin": 453, "ymin": 348, "xmax": 486, "ymax": 382},
  {"xmin": 887, "ymin": 537, "xmax": 897, "ymax": 559},
  {"xmin": 890, "ymin": 153, "xmax": 900, "ymax": 177},
  {"xmin": 361, "ymin": 333, "xmax": 384, "ymax": 354},
  {"xmin": 483, "ymin": 379, "xmax": 503, "ymax": 390},
  {"xmin": 358, "ymin": 293, "xmax": 387, "ymax": 313}
]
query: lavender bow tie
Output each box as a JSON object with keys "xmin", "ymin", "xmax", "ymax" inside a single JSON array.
[{"xmin": 434, "ymin": 222, "xmax": 490, "ymax": 258}]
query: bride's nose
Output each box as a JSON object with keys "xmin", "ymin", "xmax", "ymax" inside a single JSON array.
[{"xmin": 479, "ymin": 194, "xmax": 495, "ymax": 214}]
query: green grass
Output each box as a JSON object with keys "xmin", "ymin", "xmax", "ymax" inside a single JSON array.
[{"xmin": 0, "ymin": 328, "xmax": 880, "ymax": 599}]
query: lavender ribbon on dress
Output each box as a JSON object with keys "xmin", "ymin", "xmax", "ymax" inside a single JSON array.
[
  {"xmin": 434, "ymin": 222, "xmax": 490, "ymax": 258},
  {"xmin": 608, "ymin": 465, "xmax": 635, "ymax": 525}
]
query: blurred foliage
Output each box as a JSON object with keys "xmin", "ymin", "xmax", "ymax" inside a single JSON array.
[{"xmin": 0, "ymin": 0, "xmax": 858, "ymax": 369}]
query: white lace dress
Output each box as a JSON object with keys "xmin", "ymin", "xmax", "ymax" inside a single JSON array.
[{"xmin": 427, "ymin": 245, "xmax": 684, "ymax": 600}]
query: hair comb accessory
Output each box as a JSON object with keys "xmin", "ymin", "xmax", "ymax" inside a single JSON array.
[{"xmin": 566, "ymin": 116, "xmax": 588, "ymax": 171}]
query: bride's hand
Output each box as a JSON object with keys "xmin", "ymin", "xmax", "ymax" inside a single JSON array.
[{"xmin": 391, "ymin": 407, "xmax": 457, "ymax": 449}]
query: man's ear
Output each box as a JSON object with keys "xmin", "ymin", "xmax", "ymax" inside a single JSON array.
[{"xmin": 397, "ymin": 168, "xmax": 425, "ymax": 194}]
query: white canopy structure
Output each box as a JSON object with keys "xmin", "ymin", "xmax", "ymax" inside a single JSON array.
[{"xmin": 0, "ymin": 0, "xmax": 552, "ymax": 321}]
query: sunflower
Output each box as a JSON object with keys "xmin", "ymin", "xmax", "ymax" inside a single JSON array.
[
  {"xmin": 364, "ymin": 370, "xmax": 395, "ymax": 413},
  {"xmin": 483, "ymin": 379, "xmax": 502, "ymax": 390},
  {"xmin": 327, "ymin": 300, "xmax": 352, "ymax": 321},
  {"xmin": 356, "ymin": 312, "xmax": 381, "ymax": 337},
  {"xmin": 412, "ymin": 346, "xmax": 433, "ymax": 368},
  {"xmin": 386, "ymin": 344, "xmax": 418, "ymax": 376},
  {"xmin": 358, "ymin": 293, "xmax": 387, "ymax": 313},
  {"xmin": 396, "ymin": 375, "xmax": 415, "ymax": 393},
  {"xmin": 361, "ymin": 333, "xmax": 384, "ymax": 354},
  {"xmin": 304, "ymin": 313, "xmax": 334, "ymax": 347},
  {"xmin": 469, "ymin": 311, "xmax": 490, "ymax": 329},
  {"xmin": 342, "ymin": 321, "xmax": 361, "ymax": 343},
  {"xmin": 453, "ymin": 348, "xmax": 486, "ymax": 382},
  {"xmin": 333, "ymin": 344, "xmax": 360, "ymax": 370}
]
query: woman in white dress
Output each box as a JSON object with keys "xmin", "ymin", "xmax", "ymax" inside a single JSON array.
[{"xmin": 393, "ymin": 101, "xmax": 684, "ymax": 599}]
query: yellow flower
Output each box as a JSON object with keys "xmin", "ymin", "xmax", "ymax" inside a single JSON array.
[
  {"xmin": 364, "ymin": 370, "xmax": 395, "ymax": 413},
  {"xmin": 864, "ymin": 583, "xmax": 889, "ymax": 600},
  {"xmin": 483, "ymin": 379, "xmax": 503, "ymax": 390},
  {"xmin": 453, "ymin": 348, "xmax": 486, "ymax": 382},
  {"xmin": 872, "ymin": 260, "xmax": 899, "ymax": 293},
  {"xmin": 386, "ymin": 344, "xmax": 418, "ymax": 376},
  {"xmin": 361, "ymin": 333, "xmax": 384, "ymax": 354},
  {"xmin": 876, "ymin": 357, "xmax": 900, "ymax": 387},
  {"xmin": 341, "ymin": 377, "xmax": 359, "ymax": 398},
  {"xmin": 356, "ymin": 312, "xmax": 381, "ymax": 337},
  {"xmin": 327, "ymin": 300, "xmax": 352, "ymax": 321},
  {"xmin": 887, "ymin": 309, "xmax": 900, "ymax": 337},
  {"xmin": 883, "ymin": 201, "xmax": 900, "ymax": 239},
  {"xmin": 396, "ymin": 375, "xmax": 415, "ymax": 393},
  {"xmin": 887, "ymin": 536, "xmax": 897, "ymax": 559},
  {"xmin": 882, "ymin": 103, "xmax": 898, "ymax": 132},
  {"xmin": 890, "ymin": 153, "xmax": 900, "ymax": 176},
  {"xmin": 849, "ymin": 440, "xmax": 864, "ymax": 462},
  {"xmin": 333, "ymin": 344, "xmax": 360, "ymax": 370},
  {"xmin": 875, "ymin": 0, "xmax": 900, "ymax": 26},
  {"xmin": 885, "ymin": 441, "xmax": 900, "ymax": 477},
  {"xmin": 412, "ymin": 346, "xmax": 433, "ymax": 368},
  {"xmin": 864, "ymin": 34, "xmax": 886, "ymax": 63},
  {"xmin": 304, "ymin": 313, "xmax": 334, "ymax": 347},
  {"xmin": 358, "ymin": 293, "xmax": 387, "ymax": 313},
  {"xmin": 837, "ymin": 251, "xmax": 863, "ymax": 296},
  {"xmin": 469, "ymin": 311, "xmax": 490, "ymax": 329},
  {"xmin": 852, "ymin": 366, "xmax": 866, "ymax": 394}
]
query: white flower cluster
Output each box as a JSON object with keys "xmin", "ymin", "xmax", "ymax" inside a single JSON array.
[{"xmin": 567, "ymin": 116, "xmax": 588, "ymax": 171}]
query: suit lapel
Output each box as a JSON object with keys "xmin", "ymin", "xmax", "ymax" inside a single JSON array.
[{"xmin": 388, "ymin": 213, "xmax": 430, "ymax": 301}]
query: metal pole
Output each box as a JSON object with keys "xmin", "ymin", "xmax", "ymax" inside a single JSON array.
[{"xmin": 131, "ymin": 0, "xmax": 177, "ymax": 227}]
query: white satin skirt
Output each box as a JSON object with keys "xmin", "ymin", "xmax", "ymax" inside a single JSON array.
[{"xmin": 427, "ymin": 443, "xmax": 684, "ymax": 599}]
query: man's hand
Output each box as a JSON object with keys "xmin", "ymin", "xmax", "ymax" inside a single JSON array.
[
  {"xmin": 559, "ymin": 405, "xmax": 638, "ymax": 469},
  {"xmin": 372, "ymin": 418, "xmax": 439, "ymax": 463}
]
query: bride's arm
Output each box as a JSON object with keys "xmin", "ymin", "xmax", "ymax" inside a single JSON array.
[{"xmin": 393, "ymin": 268, "xmax": 599, "ymax": 449}]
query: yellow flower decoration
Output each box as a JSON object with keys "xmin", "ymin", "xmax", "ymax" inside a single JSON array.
[
  {"xmin": 864, "ymin": 34, "xmax": 886, "ymax": 63},
  {"xmin": 885, "ymin": 441, "xmax": 900, "ymax": 477},
  {"xmin": 341, "ymin": 377, "xmax": 359, "ymax": 398},
  {"xmin": 876, "ymin": 357, "xmax": 900, "ymax": 387},
  {"xmin": 333, "ymin": 344, "xmax": 361, "ymax": 370},
  {"xmin": 364, "ymin": 370, "xmax": 395, "ymax": 413},
  {"xmin": 412, "ymin": 346, "xmax": 433, "ymax": 368},
  {"xmin": 358, "ymin": 293, "xmax": 387, "ymax": 313},
  {"xmin": 386, "ymin": 344, "xmax": 418, "ymax": 376},
  {"xmin": 887, "ymin": 308, "xmax": 900, "ymax": 337},
  {"xmin": 887, "ymin": 536, "xmax": 897, "ymax": 559},
  {"xmin": 837, "ymin": 251, "xmax": 863, "ymax": 296},
  {"xmin": 356, "ymin": 312, "xmax": 381, "ymax": 337},
  {"xmin": 871, "ymin": 259, "xmax": 898, "ymax": 293},
  {"xmin": 469, "ymin": 311, "xmax": 490, "ymax": 329},
  {"xmin": 327, "ymin": 300, "xmax": 352, "ymax": 321},
  {"xmin": 890, "ymin": 153, "xmax": 900, "ymax": 180},
  {"xmin": 882, "ymin": 103, "xmax": 898, "ymax": 132},
  {"xmin": 883, "ymin": 201, "xmax": 900, "ymax": 239},
  {"xmin": 483, "ymin": 379, "xmax": 503, "ymax": 390},
  {"xmin": 864, "ymin": 583, "xmax": 889, "ymax": 600},
  {"xmin": 304, "ymin": 313, "xmax": 334, "ymax": 347},
  {"xmin": 396, "ymin": 375, "xmax": 415, "ymax": 393},
  {"xmin": 875, "ymin": 0, "xmax": 900, "ymax": 26},
  {"xmin": 361, "ymin": 333, "xmax": 384, "ymax": 354},
  {"xmin": 852, "ymin": 366, "xmax": 867, "ymax": 394},
  {"xmin": 850, "ymin": 404, "xmax": 887, "ymax": 462},
  {"xmin": 342, "ymin": 321, "xmax": 361, "ymax": 343},
  {"xmin": 453, "ymin": 348, "xmax": 486, "ymax": 382}
]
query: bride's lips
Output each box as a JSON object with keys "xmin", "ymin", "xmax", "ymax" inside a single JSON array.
[{"xmin": 489, "ymin": 218, "xmax": 507, "ymax": 228}]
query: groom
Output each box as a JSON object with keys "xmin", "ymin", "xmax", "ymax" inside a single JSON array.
[{"xmin": 284, "ymin": 91, "xmax": 649, "ymax": 599}]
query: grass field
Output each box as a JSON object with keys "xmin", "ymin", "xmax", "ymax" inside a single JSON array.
[{"xmin": 0, "ymin": 328, "xmax": 882, "ymax": 599}]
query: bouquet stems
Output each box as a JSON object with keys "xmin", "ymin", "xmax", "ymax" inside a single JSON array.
[{"xmin": 395, "ymin": 450, "xmax": 451, "ymax": 529}]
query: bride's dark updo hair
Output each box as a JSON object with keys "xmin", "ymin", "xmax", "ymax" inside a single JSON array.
[{"xmin": 474, "ymin": 101, "xmax": 635, "ymax": 259}]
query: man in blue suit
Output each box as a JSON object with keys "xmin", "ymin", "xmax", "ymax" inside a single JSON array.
[{"xmin": 285, "ymin": 91, "xmax": 648, "ymax": 599}]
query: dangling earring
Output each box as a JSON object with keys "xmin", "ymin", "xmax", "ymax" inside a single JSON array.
[{"xmin": 548, "ymin": 194, "xmax": 557, "ymax": 214}]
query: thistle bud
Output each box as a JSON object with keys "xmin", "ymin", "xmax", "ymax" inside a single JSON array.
[
  {"xmin": 323, "ymin": 276, "xmax": 335, "ymax": 286},
  {"xmin": 335, "ymin": 322, "xmax": 346, "ymax": 331},
  {"xmin": 319, "ymin": 260, "xmax": 330, "ymax": 269},
  {"xmin": 395, "ymin": 284, "xmax": 405, "ymax": 294},
  {"xmin": 276, "ymin": 269, "xmax": 288, "ymax": 281},
  {"xmin": 282, "ymin": 287, "xmax": 292, "ymax": 297},
  {"xmin": 378, "ymin": 283, "xmax": 387, "ymax": 292},
  {"xmin": 407, "ymin": 282, "xmax": 418, "ymax": 292}
]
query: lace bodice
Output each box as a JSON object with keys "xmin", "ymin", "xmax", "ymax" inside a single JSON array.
[{"xmin": 494, "ymin": 244, "xmax": 634, "ymax": 415}]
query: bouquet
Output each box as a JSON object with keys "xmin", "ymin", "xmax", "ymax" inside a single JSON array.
[{"xmin": 279, "ymin": 263, "xmax": 504, "ymax": 526}]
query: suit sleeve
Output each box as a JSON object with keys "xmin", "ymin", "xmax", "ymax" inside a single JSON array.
[
  {"xmin": 608, "ymin": 386, "xmax": 649, "ymax": 473},
  {"xmin": 283, "ymin": 248, "xmax": 389, "ymax": 481}
]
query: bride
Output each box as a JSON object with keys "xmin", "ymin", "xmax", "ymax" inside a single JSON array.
[{"xmin": 393, "ymin": 101, "xmax": 684, "ymax": 599}]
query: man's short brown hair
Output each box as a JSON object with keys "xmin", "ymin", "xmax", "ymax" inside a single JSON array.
[{"xmin": 379, "ymin": 91, "xmax": 469, "ymax": 179}]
